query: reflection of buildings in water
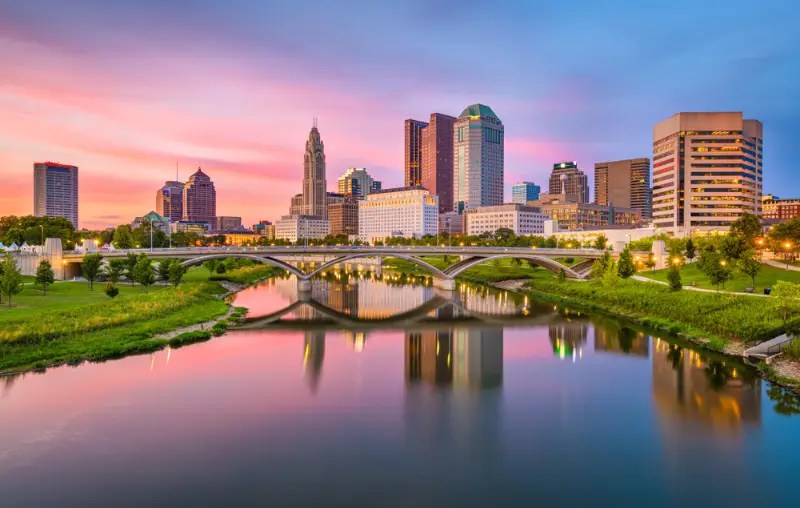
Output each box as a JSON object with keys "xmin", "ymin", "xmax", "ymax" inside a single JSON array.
[
  {"xmin": 406, "ymin": 328, "xmax": 503, "ymax": 390},
  {"xmin": 303, "ymin": 331, "xmax": 326, "ymax": 394},
  {"xmin": 593, "ymin": 324, "xmax": 649, "ymax": 357},
  {"xmin": 406, "ymin": 330, "xmax": 453, "ymax": 386},
  {"xmin": 458, "ymin": 285, "xmax": 521, "ymax": 316},
  {"xmin": 403, "ymin": 327, "xmax": 504, "ymax": 462},
  {"xmin": 357, "ymin": 280, "xmax": 433, "ymax": 320},
  {"xmin": 651, "ymin": 338, "xmax": 761, "ymax": 433},
  {"xmin": 341, "ymin": 330, "xmax": 368, "ymax": 352},
  {"xmin": 548, "ymin": 321, "xmax": 588, "ymax": 361},
  {"xmin": 325, "ymin": 281, "xmax": 359, "ymax": 316}
]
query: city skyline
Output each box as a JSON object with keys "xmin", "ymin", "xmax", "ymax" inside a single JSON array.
[{"xmin": 1, "ymin": 0, "xmax": 798, "ymax": 229}]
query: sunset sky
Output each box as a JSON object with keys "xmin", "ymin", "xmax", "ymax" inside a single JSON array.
[{"xmin": 1, "ymin": 0, "xmax": 798, "ymax": 229}]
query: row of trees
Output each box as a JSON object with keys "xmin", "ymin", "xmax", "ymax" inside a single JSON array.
[{"xmin": 80, "ymin": 253, "xmax": 187, "ymax": 296}]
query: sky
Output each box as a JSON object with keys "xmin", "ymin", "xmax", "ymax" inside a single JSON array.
[{"xmin": 1, "ymin": 0, "xmax": 798, "ymax": 230}]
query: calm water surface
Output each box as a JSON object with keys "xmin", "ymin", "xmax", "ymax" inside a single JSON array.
[{"xmin": 2, "ymin": 272, "xmax": 800, "ymax": 507}]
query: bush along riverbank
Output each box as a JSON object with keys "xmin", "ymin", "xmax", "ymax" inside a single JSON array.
[{"xmin": 0, "ymin": 264, "xmax": 282, "ymax": 374}]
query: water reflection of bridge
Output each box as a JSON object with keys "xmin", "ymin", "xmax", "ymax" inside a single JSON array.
[{"xmin": 234, "ymin": 276, "xmax": 561, "ymax": 332}]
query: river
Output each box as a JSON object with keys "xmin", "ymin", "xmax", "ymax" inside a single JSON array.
[{"xmin": 1, "ymin": 271, "xmax": 800, "ymax": 507}]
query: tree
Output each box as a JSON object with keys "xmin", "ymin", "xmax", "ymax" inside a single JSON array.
[
  {"xmin": 81, "ymin": 253, "xmax": 103, "ymax": 290},
  {"xmin": 123, "ymin": 253, "xmax": 138, "ymax": 285},
  {"xmin": 169, "ymin": 261, "xmax": 187, "ymax": 287},
  {"xmin": 719, "ymin": 235, "xmax": 747, "ymax": 260},
  {"xmin": 685, "ymin": 238, "xmax": 696, "ymax": 261},
  {"xmin": 667, "ymin": 264, "xmax": 682, "ymax": 291},
  {"xmin": 593, "ymin": 234, "xmax": 609, "ymax": 251},
  {"xmin": 771, "ymin": 281, "xmax": 800, "ymax": 322},
  {"xmin": 157, "ymin": 259, "xmax": 173, "ymax": 281},
  {"xmin": 0, "ymin": 253, "xmax": 24, "ymax": 307},
  {"xmin": 729, "ymin": 212, "xmax": 762, "ymax": 244},
  {"xmin": 557, "ymin": 268, "xmax": 566, "ymax": 282},
  {"xmin": 105, "ymin": 259, "xmax": 126, "ymax": 284},
  {"xmin": 602, "ymin": 258, "xmax": 619, "ymax": 288},
  {"xmin": 203, "ymin": 259, "xmax": 219, "ymax": 276},
  {"xmin": 617, "ymin": 248, "xmax": 636, "ymax": 282},
  {"xmin": 697, "ymin": 249, "xmax": 732, "ymax": 290},
  {"xmin": 112, "ymin": 224, "xmax": 135, "ymax": 249},
  {"xmin": 35, "ymin": 259, "xmax": 55, "ymax": 295},
  {"xmin": 589, "ymin": 252, "xmax": 611, "ymax": 279},
  {"xmin": 215, "ymin": 263, "xmax": 226, "ymax": 274},
  {"xmin": 104, "ymin": 282, "xmax": 119, "ymax": 299},
  {"xmin": 132, "ymin": 255, "xmax": 156, "ymax": 292},
  {"xmin": 737, "ymin": 250, "xmax": 762, "ymax": 289}
]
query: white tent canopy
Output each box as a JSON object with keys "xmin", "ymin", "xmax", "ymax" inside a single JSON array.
[{"xmin": 7, "ymin": 242, "xmax": 19, "ymax": 251}]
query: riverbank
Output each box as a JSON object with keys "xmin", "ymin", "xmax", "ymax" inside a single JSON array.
[
  {"xmin": 493, "ymin": 277, "xmax": 800, "ymax": 391},
  {"xmin": 0, "ymin": 264, "xmax": 283, "ymax": 375}
]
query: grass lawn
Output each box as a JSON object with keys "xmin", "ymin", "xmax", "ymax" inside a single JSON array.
[
  {"xmin": 0, "ymin": 280, "xmax": 168, "ymax": 321},
  {"xmin": 638, "ymin": 262, "xmax": 800, "ymax": 292}
]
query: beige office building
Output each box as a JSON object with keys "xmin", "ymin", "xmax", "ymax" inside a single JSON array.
[
  {"xmin": 464, "ymin": 204, "xmax": 548, "ymax": 236},
  {"xmin": 652, "ymin": 112, "xmax": 763, "ymax": 236},
  {"xmin": 594, "ymin": 158, "xmax": 651, "ymax": 220},
  {"xmin": 274, "ymin": 215, "xmax": 330, "ymax": 243},
  {"xmin": 358, "ymin": 187, "xmax": 438, "ymax": 244}
]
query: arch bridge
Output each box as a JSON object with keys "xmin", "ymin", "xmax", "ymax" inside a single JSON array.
[{"xmin": 61, "ymin": 246, "xmax": 606, "ymax": 288}]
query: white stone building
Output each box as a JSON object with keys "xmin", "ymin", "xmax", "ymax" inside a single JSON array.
[
  {"xmin": 358, "ymin": 187, "xmax": 438, "ymax": 244},
  {"xmin": 275, "ymin": 215, "xmax": 330, "ymax": 243}
]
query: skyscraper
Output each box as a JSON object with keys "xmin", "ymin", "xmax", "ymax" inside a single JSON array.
[
  {"xmin": 33, "ymin": 162, "xmax": 79, "ymax": 228},
  {"xmin": 303, "ymin": 122, "xmax": 327, "ymax": 218},
  {"xmin": 594, "ymin": 158, "xmax": 651, "ymax": 220},
  {"xmin": 421, "ymin": 113, "xmax": 456, "ymax": 213},
  {"xmin": 337, "ymin": 168, "xmax": 381, "ymax": 199},
  {"xmin": 652, "ymin": 112, "xmax": 763, "ymax": 235},
  {"xmin": 511, "ymin": 182, "xmax": 541, "ymax": 204},
  {"xmin": 156, "ymin": 181, "xmax": 185, "ymax": 222},
  {"xmin": 404, "ymin": 119, "xmax": 429, "ymax": 187},
  {"xmin": 453, "ymin": 104, "xmax": 504, "ymax": 212},
  {"xmin": 182, "ymin": 167, "xmax": 216, "ymax": 228},
  {"xmin": 548, "ymin": 162, "xmax": 589, "ymax": 203}
]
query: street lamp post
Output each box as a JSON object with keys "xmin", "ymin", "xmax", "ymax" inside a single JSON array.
[
  {"xmin": 785, "ymin": 241, "xmax": 792, "ymax": 268},
  {"xmin": 150, "ymin": 220, "xmax": 153, "ymax": 252}
]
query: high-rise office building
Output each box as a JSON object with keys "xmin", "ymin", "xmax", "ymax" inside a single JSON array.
[
  {"xmin": 303, "ymin": 121, "xmax": 327, "ymax": 218},
  {"xmin": 289, "ymin": 193, "xmax": 304, "ymax": 216},
  {"xmin": 215, "ymin": 216, "xmax": 242, "ymax": 232},
  {"xmin": 511, "ymin": 182, "xmax": 541, "ymax": 204},
  {"xmin": 548, "ymin": 162, "xmax": 589, "ymax": 203},
  {"xmin": 652, "ymin": 112, "xmax": 763, "ymax": 235},
  {"xmin": 453, "ymin": 104, "xmax": 504, "ymax": 212},
  {"xmin": 33, "ymin": 162, "xmax": 79, "ymax": 228},
  {"xmin": 328, "ymin": 193, "xmax": 359, "ymax": 236},
  {"xmin": 421, "ymin": 113, "xmax": 456, "ymax": 213},
  {"xmin": 404, "ymin": 119, "xmax": 429, "ymax": 187},
  {"xmin": 182, "ymin": 167, "xmax": 216, "ymax": 228},
  {"xmin": 594, "ymin": 158, "xmax": 651, "ymax": 220},
  {"xmin": 337, "ymin": 168, "xmax": 381, "ymax": 199},
  {"xmin": 156, "ymin": 181, "xmax": 184, "ymax": 223}
]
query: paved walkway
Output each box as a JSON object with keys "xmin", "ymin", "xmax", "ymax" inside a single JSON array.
[
  {"xmin": 763, "ymin": 259, "xmax": 800, "ymax": 272},
  {"xmin": 632, "ymin": 275, "xmax": 768, "ymax": 297},
  {"xmin": 744, "ymin": 333, "xmax": 796, "ymax": 359}
]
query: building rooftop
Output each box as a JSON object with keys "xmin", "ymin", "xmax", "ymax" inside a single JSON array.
[
  {"xmin": 371, "ymin": 185, "xmax": 429, "ymax": 195},
  {"xmin": 458, "ymin": 104, "xmax": 499, "ymax": 120}
]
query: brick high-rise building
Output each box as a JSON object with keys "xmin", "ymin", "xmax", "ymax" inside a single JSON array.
[
  {"xmin": 182, "ymin": 167, "xmax": 216, "ymax": 228},
  {"xmin": 548, "ymin": 162, "xmax": 589, "ymax": 204},
  {"xmin": 33, "ymin": 162, "xmax": 79, "ymax": 228},
  {"xmin": 328, "ymin": 193, "xmax": 359, "ymax": 236},
  {"xmin": 453, "ymin": 104, "xmax": 504, "ymax": 211},
  {"xmin": 337, "ymin": 168, "xmax": 381, "ymax": 199},
  {"xmin": 404, "ymin": 119, "xmax": 429, "ymax": 187},
  {"xmin": 594, "ymin": 158, "xmax": 651, "ymax": 220},
  {"xmin": 421, "ymin": 113, "xmax": 456, "ymax": 213},
  {"xmin": 652, "ymin": 112, "xmax": 763, "ymax": 235},
  {"xmin": 156, "ymin": 181, "xmax": 185, "ymax": 223}
]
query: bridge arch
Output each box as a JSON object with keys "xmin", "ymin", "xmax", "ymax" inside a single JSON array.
[
  {"xmin": 180, "ymin": 254, "xmax": 305, "ymax": 278},
  {"xmin": 305, "ymin": 253, "xmax": 448, "ymax": 280},
  {"xmin": 444, "ymin": 254, "xmax": 583, "ymax": 279}
]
